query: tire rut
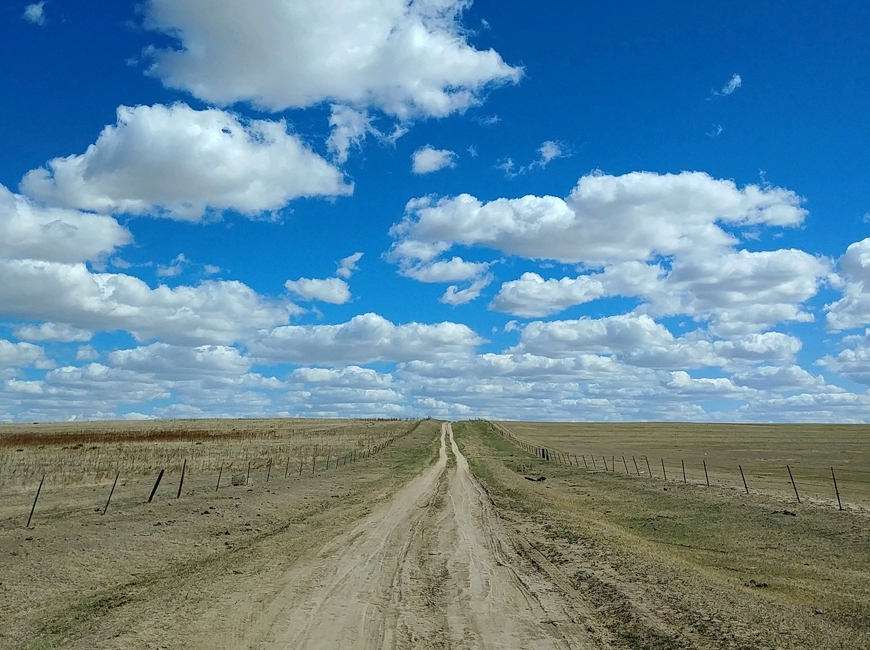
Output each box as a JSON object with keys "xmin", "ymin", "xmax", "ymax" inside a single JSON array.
[{"xmin": 201, "ymin": 423, "xmax": 602, "ymax": 649}]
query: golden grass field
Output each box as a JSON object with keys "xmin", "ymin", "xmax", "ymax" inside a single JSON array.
[
  {"xmin": 0, "ymin": 418, "xmax": 438, "ymax": 649},
  {"xmin": 0, "ymin": 417, "xmax": 411, "ymax": 495},
  {"xmin": 495, "ymin": 421, "xmax": 870, "ymax": 508}
]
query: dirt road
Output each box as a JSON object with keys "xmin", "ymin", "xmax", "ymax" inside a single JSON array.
[{"xmin": 213, "ymin": 423, "xmax": 587, "ymax": 649}]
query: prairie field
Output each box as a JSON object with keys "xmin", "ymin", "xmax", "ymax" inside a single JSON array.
[
  {"xmin": 0, "ymin": 417, "xmax": 437, "ymax": 650},
  {"xmin": 1, "ymin": 417, "xmax": 869, "ymax": 650},
  {"xmin": 496, "ymin": 420, "xmax": 870, "ymax": 508},
  {"xmin": 458, "ymin": 420, "xmax": 870, "ymax": 649},
  {"xmin": 0, "ymin": 417, "xmax": 409, "ymax": 494}
]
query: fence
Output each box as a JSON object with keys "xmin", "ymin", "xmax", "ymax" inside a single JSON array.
[
  {"xmin": 10, "ymin": 425, "xmax": 410, "ymax": 529},
  {"xmin": 484, "ymin": 421, "xmax": 864, "ymax": 512}
]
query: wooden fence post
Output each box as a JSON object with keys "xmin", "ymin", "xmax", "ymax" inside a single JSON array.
[
  {"xmin": 622, "ymin": 455, "xmax": 629, "ymax": 474},
  {"xmin": 739, "ymin": 465, "xmax": 749, "ymax": 494},
  {"xmin": 177, "ymin": 459, "xmax": 187, "ymax": 499},
  {"xmin": 582, "ymin": 455, "xmax": 588, "ymax": 469},
  {"xmin": 632, "ymin": 456, "xmax": 639, "ymax": 475},
  {"xmin": 285, "ymin": 456, "xmax": 290, "ymax": 479},
  {"xmin": 831, "ymin": 467, "xmax": 843, "ymax": 511},
  {"xmin": 703, "ymin": 460, "xmax": 709, "ymax": 487},
  {"xmin": 103, "ymin": 471, "xmax": 119, "ymax": 515},
  {"xmin": 216, "ymin": 462, "xmax": 223, "ymax": 491},
  {"xmin": 27, "ymin": 474, "xmax": 45, "ymax": 528},
  {"xmin": 266, "ymin": 458, "xmax": 272, "ymax": 482},
  {"xmin": 148, "ymin": 469, "xmax": 164, "ymax": 503},
  {"xmin": 602, "ymin": 455, "xmax": 608, "ymax": 472},
  {"xmin": 661, "ymin": 458, "xmax": 667, "ymax": 481},
  {"xmin": 681, "ymin": 459, "xmax": 686, "ymax": 484},
  {"xmin": 645, "ymin": 456, "xmax": 653, "ymax": 478},
  {"xmin": 298, "ymin": 457, "xmax": 303, "ymax": 476},
  {"xmin": 591, "ymin": 455, "xmax": 597, "ymax": 470},
  {"xmin": 787, "ymin": 465, "xmax": 801, "ymax": 504}
]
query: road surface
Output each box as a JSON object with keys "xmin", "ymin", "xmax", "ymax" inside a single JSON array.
[{"xmin": 212, "ymin": 422, "xmax": 592, "ymax": 649}]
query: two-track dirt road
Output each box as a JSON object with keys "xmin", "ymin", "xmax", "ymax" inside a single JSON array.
[{"xmin": 214, "ymin": 422, "xmax": 589, "ymax": 649}]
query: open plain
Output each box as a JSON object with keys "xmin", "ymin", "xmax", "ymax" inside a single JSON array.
[{"xmin": 1, "ymin": 418, "xmax": 868, "ymax": 649}]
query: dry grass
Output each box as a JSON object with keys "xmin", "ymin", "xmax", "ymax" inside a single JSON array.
[
  {"xmin": 457, "ymin": 421, "xmax": 870, "ymax": 649},
  {"xmin": 0, "ymin": 419, "xmax": 443, "ymax": 650},
  {"xmin": 495, "ymin": 421, "xmax": 870, "ymax": 508},
  {"xmin": 0, "ymin": 418, "xmax": 412, "ymax": 493}
]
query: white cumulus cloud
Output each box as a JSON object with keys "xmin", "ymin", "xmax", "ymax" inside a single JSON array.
[
  {"xmin": 21, "ymin": 104, "xmax": 351, "ymax": 221},
  {"xmin": 0, "ymin": 260, "xmax": 295, "ymax": 345},
  {"xmin": 142, "ymin": 0, "xmax": 521, "ymax": 118},
  {"xmin": 0, "ymin": 340, "xmax": 54, "ymax": 370},
  {"xmin": 402, "ymin": 257, "xmax": 490, "ymax": 283},
  {"xmin": 284, "ymin": 277, "xmax": 352, "ymax": 304},
  {"xmin": 391, "ymin": 171, "xmax": 807, "ymax": 267},
  {"xmin": 0, "ymin": 184, "xmax": 130, "ymax": 263},
  {"xmin": 826, "ymin": 238, "xmax": 870, "ymax": 331},
  {"xmin": 412, "ymin": 146, "xmax": 457, "ymax": 174},
  {"xmin": 490, "ymin": 272, "xmax": 608, "ymax": 317},
  {"xmin": 251, "ymin": 312, "xmax": 485, "ymax": 364}
]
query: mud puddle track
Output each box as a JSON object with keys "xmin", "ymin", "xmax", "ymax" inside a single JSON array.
[{"xmin": 214, "ymin": 423, "xmax": 593, "ymax": 649}]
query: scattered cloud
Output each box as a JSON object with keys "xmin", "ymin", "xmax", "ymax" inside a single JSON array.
[
  {"xmin": 284, "ymin": 277, "xmax": 352, "ymax": 304},
  {"xmin": 156, "ymin": 253, "xmax": 190, "ymax": 278},
  {"xmin": 401, "ymin": 257, "xmax": 490, "ymax": 283},
  {"xmin": 411, "ymin": 146, "xmax": 457, "ymax": 174},
  {"xmin": 21, "ymin": 103, "xmax": 352, "ymax": 220},
  {"xmin": 441, "ymin": 274, "xmax": 493, "ymax": 306},
  {"xmin": 707, "ymin": 124, "xmax": 724, "ymax": 137},
  {"xmin": 22, "ymin": 2, "xmax": 45, "ymax": 25},
  {"xmin": 710, "ymin": 73, "xmax": 742, "ymax": 98},
  {"xmin": 497, "ymin": 140, "xmax": 569, "ymax": 178},
  {"xmin": 326, "ymin": 105, "xmax": 373, "ymax": 164},
  {"xmin": 336, "ymin": 252, "xmax": 364, "ymax": 279}
]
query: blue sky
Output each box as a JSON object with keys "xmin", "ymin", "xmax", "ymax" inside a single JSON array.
[{"xmin": 1, "ymin": 0, "xmax": 870, "ymax": 422}]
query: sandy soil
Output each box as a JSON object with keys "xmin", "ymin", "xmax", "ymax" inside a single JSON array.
[{"xmin": 198, "ymin": 423, "xmax": 589, "ymax": 649}]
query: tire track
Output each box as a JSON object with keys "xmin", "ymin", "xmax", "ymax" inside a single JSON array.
[{"xmin": 207, "ymin": 423, "xmax": 598, "ymax": 649}]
